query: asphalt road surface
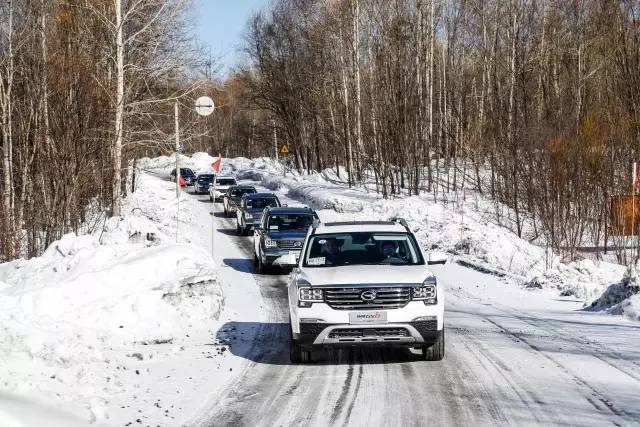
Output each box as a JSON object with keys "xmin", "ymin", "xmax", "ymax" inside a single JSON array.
[{"xmin": 187, "ymin": 184, "xmax": 640, "ymax": 427}]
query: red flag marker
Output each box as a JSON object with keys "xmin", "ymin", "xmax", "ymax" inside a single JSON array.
[{"xmin": 212, "ymin": 155, "xmax": 222, "ymax": 173}]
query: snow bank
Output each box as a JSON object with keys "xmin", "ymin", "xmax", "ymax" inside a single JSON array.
[
  {"xmin": 586, "ymin": 265, "xmax": 640, "ymax": 321},
  {"xmin": 224, "ymin": 156, "xmax": 629, "ymax": 306},
  {"xmin": 0, "ymin": 171, "xmax": 222, "ymax": 424},
  {"xmin": 138, "ymin": 151, "xmax": 221, "ymax": 177}
]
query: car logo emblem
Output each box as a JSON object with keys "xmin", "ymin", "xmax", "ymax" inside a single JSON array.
[
  {"xmin": 360, "ymin": 290, "xmax": 377, "ymax": 302},
  {"xmin": 294, "ymin": 241, "xmax": 302, "ymax": 248}
]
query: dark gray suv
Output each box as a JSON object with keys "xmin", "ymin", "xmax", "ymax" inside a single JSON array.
[
  {"xmin": 253, "ymin": 207, "xmax": 318, "ymax": 273},
  {"xmin": 236, "ymin": 193, "xmax": 281, "ymax": 235}
]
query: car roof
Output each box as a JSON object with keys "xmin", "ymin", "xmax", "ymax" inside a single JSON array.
[
  {"xmin": 265, "ymin": 207, "xmax": 314, "ymax": 215},
  {"xmin": 245, "ymin": 192, "xmax": 278, "ymax": 199},
  {"xmin": 313, "ymin": 221, "xmax": 408, "ymax": 234},
  {"xmin": 229, "ymin": 185, "xmax": 255, "ymax": 190}
]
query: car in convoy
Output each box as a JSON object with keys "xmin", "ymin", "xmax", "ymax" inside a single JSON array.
[
  {"xmin": 253, "ymin": 207, "xmax": 319, "ymax": 273},
  {"xmin": 286, "ymin": 218, "xmax": 447, "ymax": 363},
  {"xmin": 193, "ymin": 173, "xmax": 215, "ymax": 194},
  {"xmin": 236, "ymin": 193, "xmax": 281, "ymax": 235},
  {"xmin": 223, "ymin": 185, "xmax": 257, "ymax": 217},
  {"xmin": 170, "ymin": 167, "xmax": 195, "ymax": 186},
  {"xmin": 209, "ymin": 175, "xmax": 238, "ymax": 202}
]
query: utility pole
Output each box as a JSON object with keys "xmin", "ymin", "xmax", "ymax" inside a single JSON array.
[
  {"xmin": 273, "ymin": 119, "xmax": 278, "ymax": 161},
  {"xmin": 175, "ymin": 100, "xmax": 180, "ymax": 243}
]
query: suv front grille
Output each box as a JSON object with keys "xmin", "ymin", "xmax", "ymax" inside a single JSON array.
[
  {"xmin": 324, "ymin": 287, "xmax": 411, "ymax": 310},
  {"xmin": 276, "ymin": 240, "xmax": 303, "ymax": 250},
  {"xmin": 328, "ymin": 327, "xmax": 410, "ymax": 338}
]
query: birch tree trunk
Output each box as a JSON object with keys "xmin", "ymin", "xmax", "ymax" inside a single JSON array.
[
  {"xmin": 1, "ymin": 1, "xmax": 14, "ymax": 257},
  {"xmin": 112, "ymin": 0, "xmax": 125, "ymax": 217}
]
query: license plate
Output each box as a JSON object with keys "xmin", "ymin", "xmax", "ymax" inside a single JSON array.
[{"xmin": 349, "ymin": 311, "xmax": 387, "ymax": 324}]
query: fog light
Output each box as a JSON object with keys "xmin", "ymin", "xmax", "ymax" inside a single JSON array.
[
  {"xmin": 298, "ymin": 301, "xmax": 312, "ymax": 308},
  {"xmin": 412, "ymin": 316, "xmax": 437, "ymax": 322}
]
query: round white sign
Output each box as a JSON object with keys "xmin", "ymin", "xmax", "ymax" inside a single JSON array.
[{"xmin": 195, "ymin": 96, "xmax": 215, "ymax": 116}]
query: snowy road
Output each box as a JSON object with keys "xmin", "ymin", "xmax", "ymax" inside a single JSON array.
[{"xmin": 180, "ymin": 178, "xmax": 640, "ymax": 427}]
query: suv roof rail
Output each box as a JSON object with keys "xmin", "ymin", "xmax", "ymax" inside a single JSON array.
[{"xmin": 389, "ymin": 217, "xmax": 410, "ymax": 231}]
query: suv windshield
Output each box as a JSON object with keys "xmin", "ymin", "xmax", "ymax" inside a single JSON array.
[
  {"xmin": 198, "ymin": 174, "xmax": 213, "ymax": 182},
  {"xmin": 247, "ymin": 197, "xmax": 279, "ymax": 209},
  {"xmin": 217, "ymin": 178, "xmax": 236, "ymax": 186},
  {"xmin": 267, "ymin": 214, "xmax": 314, "ymax": 231},
  {"xmin": 231, "ymin": 188, "xmax": 256, "ymax": 197},
  {"xmin": 303, "ymin": 232, "xmax": 423, "ymax": 267}
]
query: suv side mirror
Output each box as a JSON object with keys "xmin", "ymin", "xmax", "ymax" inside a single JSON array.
[{"xmin": 427, "ymin": 251, "xmax": 447, "ymax": 265}]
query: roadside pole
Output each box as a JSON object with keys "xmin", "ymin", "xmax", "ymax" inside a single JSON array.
[
  {"xmin": 273, "ymin": 119, "xmax": 278, "ymax": 161},
  {"xmin": 175, "ymin": 101, "xmax": 180, "ymax": 243},
  {"xmin": 633, "ymin": 178, "xmax": 636, "ymax": 264},
  {"xmin": 195, "ymin": 96, "xmax": 216, "ymax": 260},
  {"xmin": 212, "ymin": 176, "xmax": 216, "ymax": 261}
]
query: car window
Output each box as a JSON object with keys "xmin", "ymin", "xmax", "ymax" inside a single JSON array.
[
  {"xmin": 247, "ymin": 198, "xmax": 279, "ymax": 209},
  {"xmin": 267, "ymin": 214, "xmax": 314, "ymax": 231},
  {"xmin": 216, "ymin": 178, "xmax": 236, "ymax": 186},
  {"xmin": 232, "ymin": 188, "xmax": 256, "ymax": 197},
  {"xmin": 303, "ymin": 232, "xmax": 423, "ymax": 267}
]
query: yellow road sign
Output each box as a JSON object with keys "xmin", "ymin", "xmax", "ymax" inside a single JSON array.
[{"xmin": 280, "ymin": 144, "xmax": 290, "ymax": 154}]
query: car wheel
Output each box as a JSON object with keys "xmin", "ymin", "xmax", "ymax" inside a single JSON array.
[
  {"xmin": 422, "ymin": 329, "xmax": 445, "ymax": 361},
  {"xmin": 253, "ymin": 252, "xmax": 259, "ymax": 267},
  {"xmin": 257, "ymin": 252, "xmax": 268, "ymax": 274},
  {"xmin": 224, "ymin": 207, "xmax": 228, "ymax": 217},
  {"xmin": 236, "ymin": 222, "xmax": 242, "ymax": 235},
  {"xmin": 289, "ymin": 325, "xmax": 311, "ymax": 364}
]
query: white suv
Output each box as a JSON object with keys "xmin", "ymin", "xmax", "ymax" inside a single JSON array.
[
  {"xmin": 209, "ymin": 176, "xmax": 238, "ymax": 202},
  {"xmin": 286, "ymin": 219, "xmax": 447, "ymax": 363}
]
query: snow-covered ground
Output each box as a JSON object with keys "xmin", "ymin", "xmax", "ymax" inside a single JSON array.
[
  {"xmin": 147, "ymin": 153, "xmax": 636, "ymax": 321},
  {"xmin": 2, "ymin": 151, "xmax": 638, "ymax": 426},
  {"xmin": 0, "ymin": 170, "xmax": 265, "ymax": 425}
]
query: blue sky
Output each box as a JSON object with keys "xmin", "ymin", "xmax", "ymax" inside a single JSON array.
[{"xmin": 195, "ymin": 0, "xmax": 269, "ymax": 74}]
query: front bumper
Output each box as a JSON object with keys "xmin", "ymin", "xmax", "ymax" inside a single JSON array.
[
  {"xmin": 295, "ymin": 320, "xmax": 440, "ymax": 346},
  {"xmin": 244, "ymin": 218, "xmax": 261, "ymax": 229},
  {"xmin": 292, "ymin": 300, "xmax": 443, "ymax": 347},
  {"xmin": 263, "ymin": 248, "xmax": 301, "ymax": 265}
]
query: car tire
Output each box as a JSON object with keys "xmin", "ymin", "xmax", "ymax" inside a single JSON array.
[
  {"xmin": 422, "ymin": 329, "xmax": 445, "ymax": 361},
  {"xmin": 257, "ymin": 252, "xmax": 269, "ymax": 274},
  {"xmin": 236, "ymin": 222, "xmax": 242, "ymax": 235},
  {"xmin": 224, "ymin": 207, "xmax": 228, "ymax": 217},
  {"xmin": 209, "ymin": 194, "xmax": 213, "ymax": 202},
  {"xmin": 289, "ymin": 325, "xmax": 311, "ymax": 364}
]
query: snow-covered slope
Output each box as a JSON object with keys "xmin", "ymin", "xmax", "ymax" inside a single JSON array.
[{"xmin": 0, "ymin": 173, "xmax": 223, "ymax": 424}]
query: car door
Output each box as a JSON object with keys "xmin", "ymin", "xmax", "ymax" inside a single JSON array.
[
  {"xmin": 254, "ymin": 214, "xmax": 266, "ymax": 256},
  {"xmin": 237, "ymin": 197, "xmax": 245, "ymax": 225}
]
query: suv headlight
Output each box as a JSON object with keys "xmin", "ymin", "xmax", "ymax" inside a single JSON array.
[
  {"xmin": 299, "ymin": 287, "xmax": 323, "ymax": 302},
  {"xmin": 412, "ymin": 276, "xmax": 437, "ymax": 305},
  {"xmin": 264, "ymin": 237, "xmax": 277, "ymax": 248},
  {"xmin": 245, "ymin": 213, "xmax": 253, "ymax": 220}
]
